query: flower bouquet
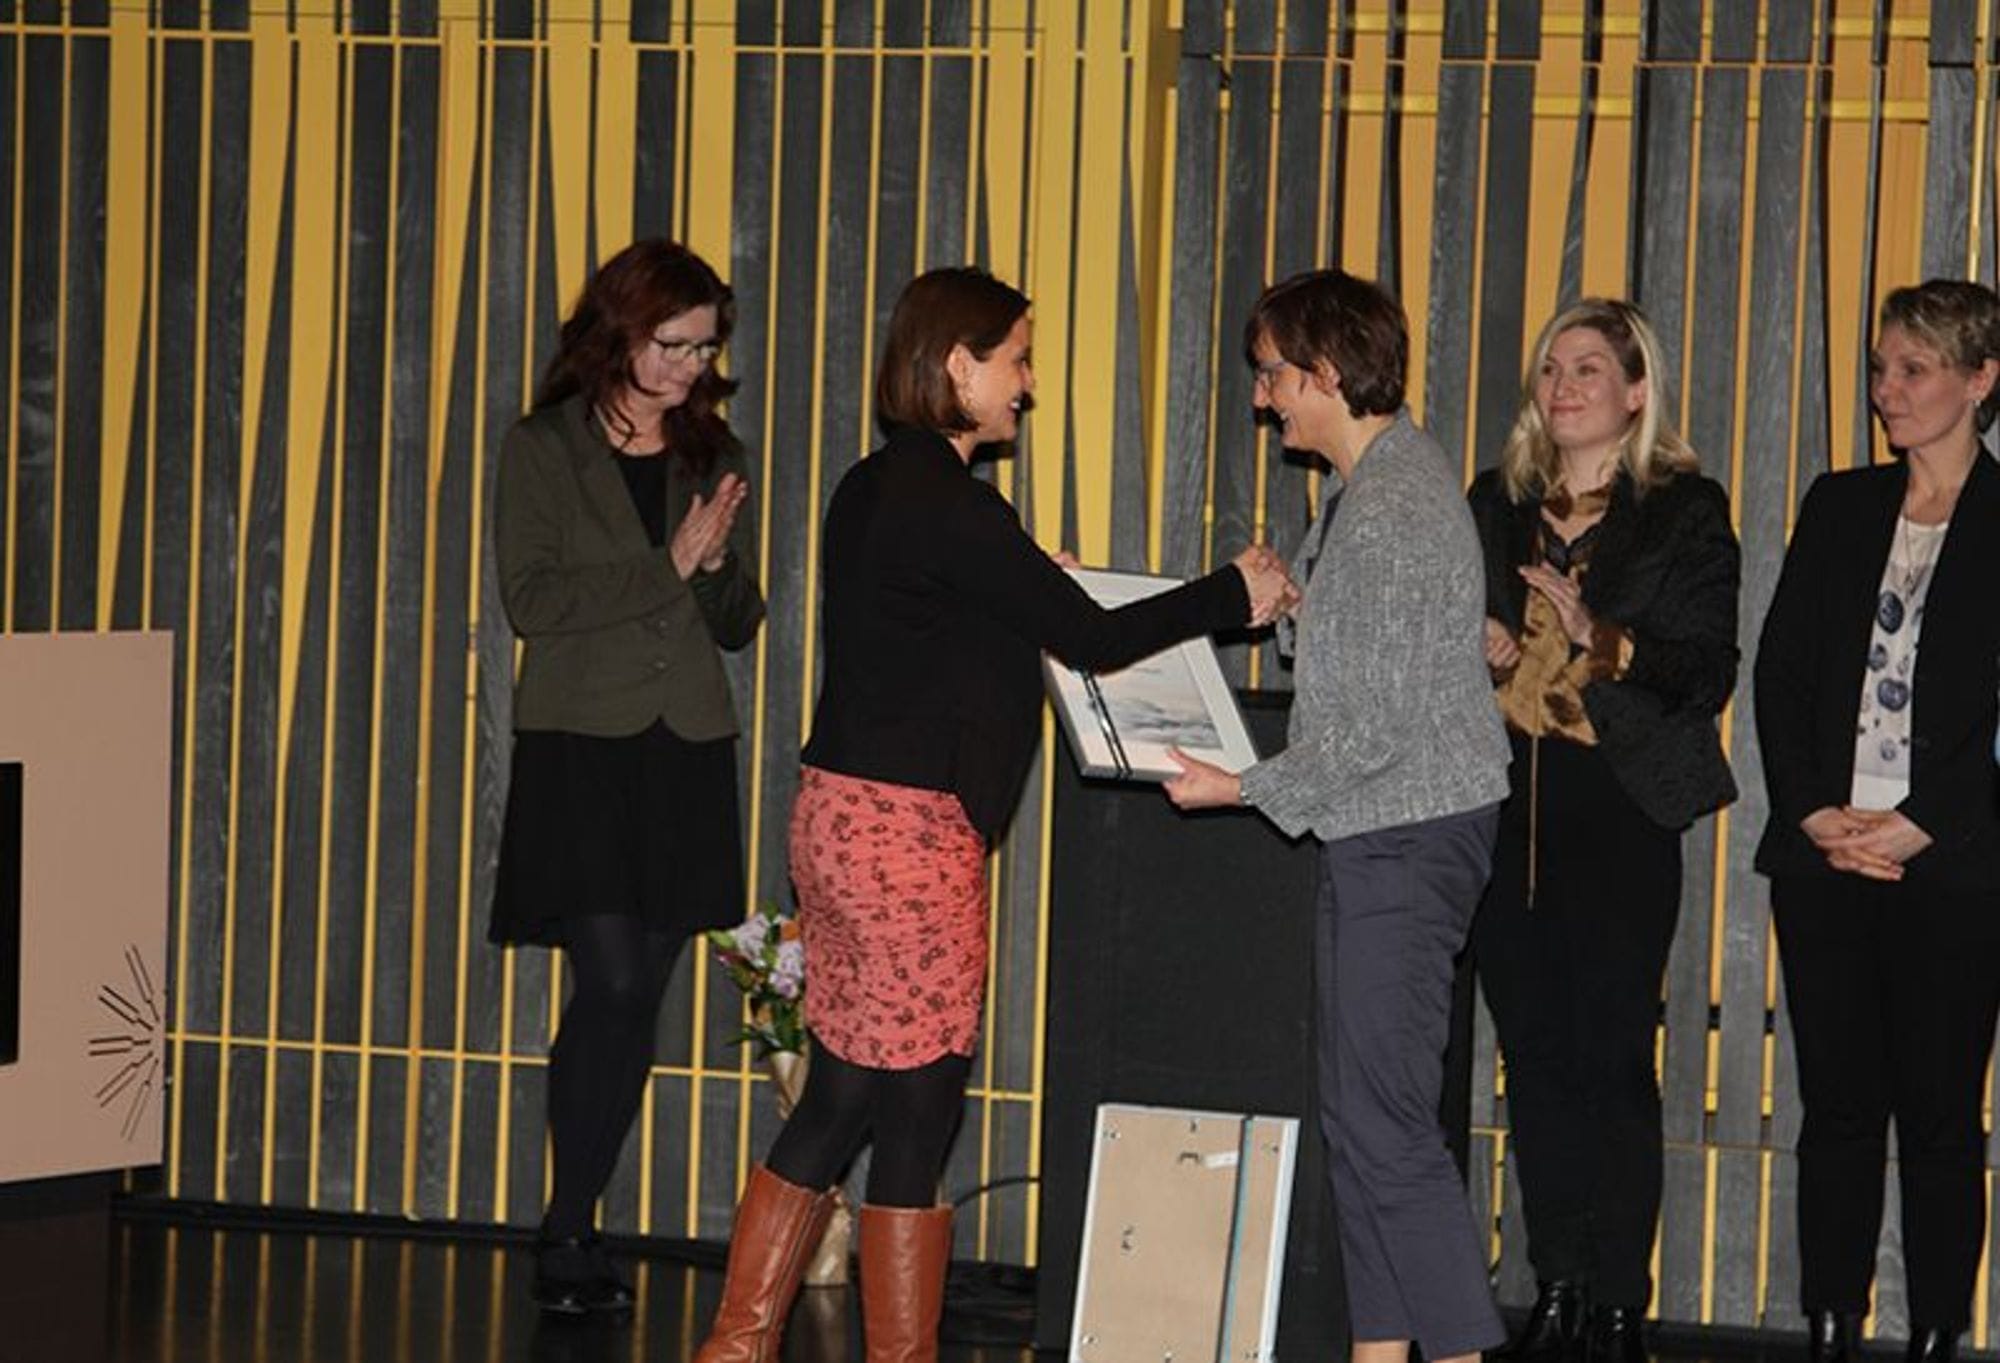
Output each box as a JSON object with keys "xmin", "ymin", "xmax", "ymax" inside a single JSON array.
[{"xmin": 707, "ymin": 902, "xmax": 850, "ymax": 1285}]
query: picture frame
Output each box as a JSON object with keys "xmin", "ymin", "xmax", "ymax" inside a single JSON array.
[{"xmin": 1043, "ymin": 568, "xmax": 1260, "ymax": 782}]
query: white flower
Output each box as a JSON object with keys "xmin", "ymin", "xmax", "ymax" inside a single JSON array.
[
  {"xmin": 771, "ymin": 941, "xmax": 806, "ymax": 1000},
  {"xmin": 732, "ymin": 916, "xmax": 770, "ymax": 956}
]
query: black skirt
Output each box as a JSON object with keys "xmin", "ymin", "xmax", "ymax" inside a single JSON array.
[{"xmin": 489, "ymin": 719, "xmax": 746, "ymax": 947}]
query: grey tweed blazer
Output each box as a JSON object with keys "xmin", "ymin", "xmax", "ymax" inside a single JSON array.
[{"xmin": 1240, "ymin": 412, "xmax": 1509, "ymax": 841}]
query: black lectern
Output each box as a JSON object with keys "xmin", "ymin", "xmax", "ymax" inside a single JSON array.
[{"xmin": 1036, "ymin": 694, "xmax": 1477, "ymax": 1357}]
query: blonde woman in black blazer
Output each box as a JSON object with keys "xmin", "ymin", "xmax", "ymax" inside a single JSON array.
[
  {"xmin": 1468, "ymin": 299, "xmax": 1739, "ymax": 1363},
  {"xmin": 491, "ymin": 240, "xmax": 762, "ymax": 1317},
  {"xmin": 1755, "ymin": 280, "xmax": 2000, "ymax": 1363}
]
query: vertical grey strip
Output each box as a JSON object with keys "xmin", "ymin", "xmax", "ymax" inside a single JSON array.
[
  {"xmin": 1162, "ymin": 55, "xmax": 1220, "ymax": 580},
  {"xmin": 1442, "ymin": 0, "xmax": 1485, "ymax": 60},
  {"xmin": 60, "ymin": 31, "xmax": 108, "ymax": 628},
  {"xmin": 1633, "ymin": 67, "xmax": 1695, "ymax": 389},
  {"xmin": 1209, "ymin": 58, "xmax": 1275, "ymax": 687},
  {"xmin": 1472, "ymin": 66, "xmax": 1532, "ymax": 471},
  {"xmin": 1557, "ymin": 66, "xmax": 1595, "ymax": 310},
  {"xmin": 632, "ymin": 51, "xmax": 679, "ymax": 240},
  {"xmin": 14, "ymin": 32, "xmax": 61, "ymax": 631},
  {"xmin": 1923, "ymin": 67, "xmax": 1975, "ymax": 278},
  {"xmin": 1646, "ymin": 0, "xmax": 1703, "ymax": 60},
  {"xmin": 1426, "ymin": 64, "xmax": 1481, "ymax": 466},
  {"xmin": 922, "ymin": 55, "xmax": 972, "ymax": 268}
]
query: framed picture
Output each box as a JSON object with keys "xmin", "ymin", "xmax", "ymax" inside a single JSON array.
[{"xmin": 1044, "ymin": 568, "xmax": 1260, "ymax": 782}]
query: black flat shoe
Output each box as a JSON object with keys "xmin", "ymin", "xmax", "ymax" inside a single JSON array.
[
  {"xmin": 534, "ymin": 1234, "xmax": 634, "ymax": 1317},
  {"xmin": 1905, "ymin": 1326, "xmax": 1958, "ymax": 1363},
  {"xmin": 1499, "ymin": 1280, "xmax": 1588, "ymax": 1361},
  {"xmin": 1807, "ymin": 1309, "xmax": 1859, "ymax": 1363},
  {"xmin": 1587, "ymin": 1306, "xmax": 1648, "ymax": 1363}
]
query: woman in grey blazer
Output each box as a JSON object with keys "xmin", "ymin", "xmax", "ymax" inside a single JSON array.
[{"xmin": 1166, "ymin": 268, "xmax": 1510, "ymax": 1363}]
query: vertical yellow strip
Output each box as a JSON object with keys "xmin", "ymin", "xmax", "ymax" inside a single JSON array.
[
  {"xmin": 595, "ymin": 0, "xmax": 638, "ymax": 257},
  {"xmin": 982, "ymin": 0, "xmax": 1030, "ymax": 289},
  {"xmin": 1065, "ymin": 0, "xmax": 1119, "ymax": 564},
  {"xmin": 1522, "ymin": 39, "xmax": 1573, "ymax": 344},
  {"xmin": 1823, "ymin": 0, "xmax": 1875, "ymax": 471},
  {"xmin": 1401, "ymin": 24, "xmax": 1442, "ymax": 425},
  {"xmin": 268, "ymin": 17, "xmax": 339, "ymax": 1204},
  {"xmin": 547, "ymin": 0, "xmax": 595, "ymax": 306},
  {"xmin": 1583, "ymin": 3, "xmax": 1640, "ymax": 298},
  {"xmin": 1343, "ymin": 30, "xmax": 1386, "ymax": 288},
  {"xmin": 99, "ymin": 7, "xmax": 151, "ymax": 621}
]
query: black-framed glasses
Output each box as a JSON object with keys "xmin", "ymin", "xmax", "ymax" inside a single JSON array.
[{"xmin": 653, "ymin": 337, "xmax": 723, "ymax": 365}]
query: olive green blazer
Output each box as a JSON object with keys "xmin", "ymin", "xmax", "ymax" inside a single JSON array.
[{"xmin": 493, "ymin": 395, "xmax": 764, "ymax": 740}]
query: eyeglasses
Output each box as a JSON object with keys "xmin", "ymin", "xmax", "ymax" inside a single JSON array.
[
  {"xmin": 652, "ymin": 336, "xmax": 724, "ymax": 365},
  {"xmin": 1252, "ymin": 359, "xmax": 1290, "ymax": 389}
]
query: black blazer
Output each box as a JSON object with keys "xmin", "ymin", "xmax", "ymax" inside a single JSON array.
[
  {"xmin": 801, "ymin": 425, "xmax": 1250, "ymax": 839},
  {"xmin": 1468, "ymin": 467, "xmax": 1740, "ymax": 829},
  {"xmin": 1753, "ymin": 453, "xmax": 2000, "ymax": 890}
]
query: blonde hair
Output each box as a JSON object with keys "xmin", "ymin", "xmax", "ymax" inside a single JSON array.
[{"xmin": 1498, "ymin": 297, "xmax": 1698, "ymax": 503}]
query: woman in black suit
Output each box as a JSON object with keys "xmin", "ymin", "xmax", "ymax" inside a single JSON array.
[
  {"xmin": 1469, "ymin": 299, "xmax": 1740, "ymax": 1363},
  {"xmin": 1755, "ymin": 279, "xmax": 2000, "ymax": 1363}
]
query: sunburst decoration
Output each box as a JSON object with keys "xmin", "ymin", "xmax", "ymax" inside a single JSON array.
[{"xmin": 89, "ymin": 944, "xmax": 161, "ymax": 1141}]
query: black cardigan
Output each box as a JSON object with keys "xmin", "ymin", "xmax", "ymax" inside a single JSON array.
[
  {"xmin": 1753, "ymin": 453, "xmax": 2000, "ymax": 890},
  {"xmin": 1468, "ymin": 466, "xmax": 1741, "ymax": 829},
  {"xmin": 801, "ymin": 426, "xmax": 1251, "ymax": 838}
]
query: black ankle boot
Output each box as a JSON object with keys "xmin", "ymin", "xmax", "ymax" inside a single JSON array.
[
  {"xmin": 533, "ymin": 1232, "xmax": 635, "ymax": 1317},
  {"xmin": 1807, "ymin": 1310, "xmax": 1859, "ymax": 1363},
  {"xmin": 1500, "ymin": 1280, "xmax": 1588, "ymax": 1361},
  {"xmin": 1905, "ymin": 1326, "xmax": 1958, "ymax": 1363},
  {"xmin": 1587, "ymin": 1306, "xmax": 1647, "ymax": 1363}
]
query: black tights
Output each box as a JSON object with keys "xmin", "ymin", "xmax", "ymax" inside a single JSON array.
[
  {"xmin": 765, "ymin": 1037, "xmax": 971, "ymax": 1208},
  {"xmin": 543, "ymin": 914, "xmax": 686, "ymax": 1239}
]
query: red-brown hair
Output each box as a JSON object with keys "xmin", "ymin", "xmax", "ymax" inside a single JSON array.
[
  {"xmin": 875, "ymin": 268, "xmax": 1031, "ymax": 434},
  {"xmin": 535, "ymin": 239, "xmax": 740, "ymax": 473}
]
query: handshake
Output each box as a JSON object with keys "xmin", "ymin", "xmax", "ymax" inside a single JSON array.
[{"xmin": 1231, "ymin": 545, "xmax": 1302, "ymax": 627}]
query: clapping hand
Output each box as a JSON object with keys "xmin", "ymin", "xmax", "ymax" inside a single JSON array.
[
  {"xmin": 1483, "ymin": 617, "xmax": 1521, "ymax": 676},
  {"xmin": 1802, "ymin": 805, "xmax": 1932, "ymax": 881},
  {"xmin": 671, "ymin": 473, "xmax": 749, "ymax": 580},
  {"xmin": 1518, "ymin": 563, "xmax": 1595, "ymax": 647},
  {"xmin": 1233, "ymin": 544, "xmax": 1301, "ymax": 627}
]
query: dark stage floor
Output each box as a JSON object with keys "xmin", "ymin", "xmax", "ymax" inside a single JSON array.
[{"xmin": 95, "ymin": 1204, "xmax": 1815, "ymax": 1363}]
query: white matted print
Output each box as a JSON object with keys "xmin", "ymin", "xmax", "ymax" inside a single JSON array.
[{"xmin": 1043, "ymin": 568, "xmax": 1259, "ymax": 782}]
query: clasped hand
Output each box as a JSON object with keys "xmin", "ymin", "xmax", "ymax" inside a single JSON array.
[
  {"xmin": 1517, "ymin": 563, "xmax": 1596, "ymax": 647},
  {"xmin": 671, "ymin": 473, "xmax": 749, "ymax": 580},
  {"xmin": 1801, "ymin": 805, "xmax": 1933, "ymax": 882},
  {"xmin": 1233, "ymin": 545, "xmax": 1301, "ymax": 627}
]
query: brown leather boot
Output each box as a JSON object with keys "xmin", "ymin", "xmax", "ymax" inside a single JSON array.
[
  {"xmin": 693, "ymin": 1165, "xmax": 836, "ymax": 1363},
  {"xmin": 859, "ymin": 1203, "xmax": 953, "ymax": 1363}
]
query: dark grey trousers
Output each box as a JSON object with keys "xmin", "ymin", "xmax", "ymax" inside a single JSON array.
[{"xmin": 1316, "ymin": 804, "xmax": 1503, "ymax": 1359}]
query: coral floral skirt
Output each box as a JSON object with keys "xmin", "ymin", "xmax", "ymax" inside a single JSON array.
[{"xmin": 789, "ymin": 766, "xmax": 988, "ymax": 1069}]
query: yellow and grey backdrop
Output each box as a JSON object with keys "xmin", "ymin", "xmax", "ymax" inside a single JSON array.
[{"xmin": 9, "ymin": 0, "xmax": 2000, "ymax": 1339}]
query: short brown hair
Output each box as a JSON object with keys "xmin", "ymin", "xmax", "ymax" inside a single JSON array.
[
  {"xmin": 876, "ymin": 268, "xmax": 1031, "ymax": 434},
  {"xmin": 1245, "ymin": 268, "xmax": 1407, "ymax": 418},
  {"xmin": 1879, "ymin": 278, "xmax": 2000, "ymax": 429}
]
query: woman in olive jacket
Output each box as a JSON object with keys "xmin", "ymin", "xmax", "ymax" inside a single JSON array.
[{"xmin": 491, "ymin": 239, "xmax": 762, "ymax": 1317}]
